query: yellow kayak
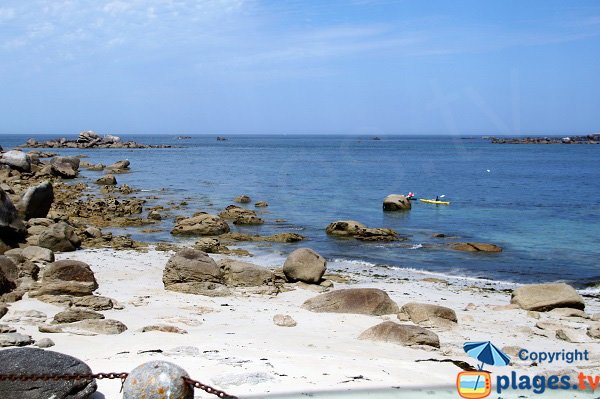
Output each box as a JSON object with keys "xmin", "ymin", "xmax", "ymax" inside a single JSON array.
[{"xmin": 419, "ymin": 199, "xmax": 450, "ymax": 205}]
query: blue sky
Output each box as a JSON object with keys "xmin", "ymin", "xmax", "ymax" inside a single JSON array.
[{"xmin": 1, "ymin": 0, "xmax": 599, "ymax": 135}]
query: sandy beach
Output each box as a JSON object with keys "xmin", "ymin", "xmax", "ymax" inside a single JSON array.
[{"xmin": 2, "ymin": 247, "xmax": 598, "ymax": 398}]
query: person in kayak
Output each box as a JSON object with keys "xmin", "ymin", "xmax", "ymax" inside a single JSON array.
[
  {"xmin": 435, "ymin": 195, "xmax": 439, "ymax": 201},
  {"xmin": 407, "ymin": 192, "xmax": 416, "ymax": 201}
]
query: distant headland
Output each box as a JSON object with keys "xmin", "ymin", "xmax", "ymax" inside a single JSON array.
[{"xmin": 488, "ymin": 134, "xmax": 599, "ymax": 144}]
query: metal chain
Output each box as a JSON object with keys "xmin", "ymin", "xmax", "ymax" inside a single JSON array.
[{"xmin": 0, "ymin": 372, "xmax": 238, "ymax": 398}]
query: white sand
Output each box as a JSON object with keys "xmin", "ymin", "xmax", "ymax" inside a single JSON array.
[{"xmin": 3, "ymin": 248, "xmax": 599, "ymax": 398}]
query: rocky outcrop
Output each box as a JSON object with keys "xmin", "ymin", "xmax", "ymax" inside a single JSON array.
[
  {"xmin": 399, "ymin": 302, "xmax": 457, "ymax": 328},
  {"xmin": 18, "ymin": 181, "xmax": 54, "ymax": 220},
  {"xmin": 358, "ymin": 321, "xmax": 440, "ymax": 348},
  {"xmin": 325, "ymin": 220, "xmax": 367, "ymax": 237},
  {"xmin": 490, "ymin": 134, "xmax": 600, "ymax": 144},
  {"xmin": 32, "ymin": 260, "xmax": 98, "ymax": 297},
  {"xmin": 171, "ymin": 213, "xmax": 230, "ymax": 236},
  {"xmin": 50, "ymin": 156, "xmax": 80, "ymax": 178},
  {"xmin": 0, "ymin": 150, "xmax": 31, "ymax": 172},
  {"xmin": 95, "ymin": 174, "xmax": 117, "ymax": 185},
  {"xmin": 219, "ymin": 259, "xmax": 274, "ymax": 287},
  {"xmin": 220, "ymin": 232, "xmax": 304, "ymax": 243},
  {"xmin": 163, "ymin": 248, "xmax": 226, "ymax": 295},
  {"xmin": 219, "ymin": 205, "xmax": 264, "ymax": 225},
  {"xmin": 511, "ymin": 283, "xmax": 585, "ymax": 311},
  {"xmin": 20, "ymin": 133, "xmax": 171, "ymax": 149},
  {"xmin": 449, "ymin": 242, "xmax": 502, "ymax": 252},
  {"xmin": 283, "ymin": 248, "xmax": 326, "ymax": 284},
  {"xmin": 0, "ymin": 348, "xmax": 97, "ymax": 398},
  {"xmin": 38, "ymin": 222, "xmax": 82, "ymax": 252},
  {"xmin": 383, "ymin": 194, "xmax": 411, "ymax": 211},
  {"xmin": 302, "ymin": 288, "xmax": 399, "ymax": 315}
]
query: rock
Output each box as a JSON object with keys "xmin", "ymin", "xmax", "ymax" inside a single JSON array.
[
  {"xmin": 95, "ymin": 174, "xmax": 117, "ymax": 185},
  {"xmin": 122, "ymin": 361, "xmax": 193, "ymax": 399},
  {"xmin": 0, "ymin": 255, "xmax": 18, "ymax": 288},
  {"xmin": 35, "ymin": 337, "xmax": 55, "ymax": 348},
  {"xmin": 0, "ymin": 324, "xmax": 15, "ymax": 333},
  {"xmin": 219, "ymin": 205, "xmax": 255, "ymax": 219},
  {"xmin": 273, "ymin": 314, "xmax": 297, "ymax": 327},
  {"xmin": 163, "ymin": 248, "xmax": 224, "ymax": 294},
  {"xmin": 354, "ymin": 227, "xmax": 398, "ymax": 241},
  {"xmin": 84, "ymin": 226, "xmax": 103, "ymax": 238},
  {"xmin": 171, "ymin": 214, "xmax": 230, "ymax": 236},
  {"xmin": 511, "ymin": 283, "xmax": 585, "ymax": 311},
  {"xmin": 41, "ymin": 319, "xmax": 127, "ymax": 335},
  {"xmin": 234, "ymin": 195, "xmax": 251, "ymax": 203},
  {"xmin": 148, "ymin": 210, "xmax": 162, "ymax": 220},
  {"xmin": 0, "ymin": 305, "xmax": 7, "ymax": 319},
  {"xmin": 219, "ymin": 259, "xmax": 274, "ymax": 287},
  {"xmin": 18, "ymin": 181, "xmax": 54, "ymax": 220},
  {"xmin": 194, "ymin": 237, "xmax": 222, "ymax": 253},
  {"xmin": 383, "ymin": 194, "xmax": 411, "ymax": 211},
  {"xmin": 72, "ymin": 295, "xmax": 114, "ymax": 310},
  {"xmin": 38, "ymin": 222, "xmax": 82, "ymax": 252},
  {"xmin": 358, "ymin": 321, "xmax": 440, "ymax": 348},
  {"xmin": 449, "ymin": 242, "xmax": 503, "ymax": 252},
  {"xmin": 283, "ymin": 248, "xmax": 326, "ymax": 284},
  {"xmin": 588, "ymin": 325, "xmax": 600, "ymax": 339},
  {"xmin": 78, "ymin": 130, "xmax": 100, "ymax": 143},
  {"xmin": 53, "ymin": 309, "xmax": 104, "ymax": 323},
  {"xmin": 0, "ymin": 187, "xmax": 27, "ymax": 240},
  {"xmin": 255, "ymin": 201, "xmax": 268, "ymax": 207},
  {"xmin": 221, "ymin": 232, "xmax": 304, "ymax": 243},
  {"xmin": 50, "ymin": 156, "xmax": 80, "ymax": 178},
  {"xmin": 302, "ymin": 288, "xmax": 399, "ymax": 315},
  {"xmin": 1, "ymin": 150, "xmax": 31, "ymax": 172},
  {"xmin": 233, "ymin": 214, "xmax": 264, "ymax": 225},
  {"xmin": 399, "ymin": 302, "xmax": 458, "ymax": 328},
  {"xmin": 0, "ymin": 238, "xmax": 10, "ymax": 255},
  {"xmin": 141, "ymin": 324, "xmax": 188, "ymax": 334},
  {"xmin": 104, "ymin": 134, "xmax": 121, "ymax": 143},
  {"xmin": 20, "ymin": 246, "xmax": 54, "ymax": 263},
  {"xmin": 527, "ymin": 311, "xmax": 541, "ymax": 319},
  {"xmin": 0, "ymin": 332, "xmax": 33, "ymax": 347},
  {"xmin": 0, "ymin": 347, "xmax": 96, "ymax": 398},
  {"xmin": 548, "ymin": 308, "xmax": 588, "ymax": 318},
  {"xmin": 325, "ymin": 220, "xmax": 367, "ymax": 237},
  {"xmin": 34, "ymin": 260, "xmax": 98, "ymax": 296},
  {"xmin": 107, "ymin": 160, "xmax": 130, "ymax": 170},
  {"xmin": 556, "ymin": 328, "xmax": 588, "ymax": 343}
]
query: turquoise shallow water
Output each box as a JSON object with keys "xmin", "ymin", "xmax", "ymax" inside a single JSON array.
[{"xmin": 2, "ymin": 134, "xmax": 599, "ymax": 287}]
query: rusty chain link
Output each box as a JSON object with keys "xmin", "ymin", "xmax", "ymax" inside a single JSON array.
[{"xmin": 0, "ymin": 372, "xmax": 238, "ymax": 398}]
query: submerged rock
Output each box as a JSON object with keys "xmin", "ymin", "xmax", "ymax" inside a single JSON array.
[{"xmin": 449, "ymin": 242, "xmax": 502, "ymax": 253}]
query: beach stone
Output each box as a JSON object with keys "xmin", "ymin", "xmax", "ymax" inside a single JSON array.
[
  {"xmin": 548, "ymin": 308, "xmax": 588, "ymax": 318},
  {"xmin": 35, "ymin": 260, "xmax": 98, "ymax": 296},
  {"xmin": 42, "ymin": 319, "xmax": 127, "ymax": 335},
  {"xmin": 95, "ymin": 174, "xmax": 117, "ymax": 185},
  {"xmin": 0, "ymin": 347, "xmax": 96, "ymax": 398},
  {"xmin": 325, "ymin": 220, "xmax": 367, "ymax": 237},
  {"xmin": 0, "ymin": 332, "xmax": 33, "ymax": 347},
  {"xmin": 511, "ymin": 283, "xmax": 585, "ymax": 311},
  {"xmin": 171, "ymin": 213, "xmax": 230, "ymax": 236},
  {"xmin": 163, "ymin": 248, "xmax": 224, "ymax": 293},
  {"xmin": 588, "ymin": 325, "xmax": 600, "ymax": 339},
  {"xmin": 273, "ymin": 314, "xmax": 297, "ymax": 327},
  {"xmin": 233, "ymin": 214, "xmax": 264, "ymax": 225},
  {"xmin": 219, "ymin": 205, "xmax": 256, "ymax": 219},
  {"xmin": 399, "ymin": 302, "xmax": 458, "ymax": 328},
  {"xmin": 141, "ymin": 324, "xmax": 188, "ymax": 334},
  {"xmin": 283, "ymin": 248, "xmax": 326, "ymax": 284},
  {"xmin": 1, "ymin": 150, "xmax": 31, "ymax": 172},
  {"xmin": 449, "ymin": 242, "xmax": 503, "ymax": 252},
  {"xmin": 38, "ymin": 222, "xmax": 82, "ymax": 252},
  {"xmin": 72, "ymin": 295, "xmax": 114, "ymax": 310},
  {"xmin": 123, "ymin": 360, "xmax": 193, "ymax": 399},
  {"xmin": 556, "ymin": 328, "xmax": 588, "ymax": 343},
  {"xmin": 0, "ymin": 324, "xmax": 15, "ymax": 333},
  {"xmin": 148, "ymin": 210, "xmax": 162, "ymax": 220},
  {"xmin": 84, "ymin": 226, "xmax": 103, "ymax": 238},
  {"xmin": 302, "ymin": 288, "xmax": 399, "ymax": 315},
  {"xmin": 0, "ymin": 255, "xmax": 18, "ymax": 286},
  {"xmin": 50, "ymin": 156, "xmax": 80, "ymax": 178},
  {"xmin": 358, "ymin": 321, "xmax": 440, "ymax": 348},
  {"xmin": 19, "ymin": 181, "xmax": 54, "ymax": 220},
  {"xmin": 219, "ymin": 259, "xmax": 274, "ymax": 287},
  {"xmin": 53, "ymin": 309, "xmax": 104, "ymax": 323},
  {"xmin": 35, "ymin": 337, "xmax": 55, "ymax": 348},
  {"xmin": 234, "ymin": 195, "xmax": 251, "ymax": 203},
  {"xmin": 383, "ymin": 194, "xmax": 411, "ymax": 211},
  {"xmin": 20, "ymin": 246, "xmax": 54, "ymax": 263},
  {"xmin": 194, "ymin": 237, "xmax": 222, "ymax": 253},
  {"xmin": 255, "ymin": 201, "xmax": 268, "ymax": 207},
  {"xmin": 107, "ymin": 159, "xmax": 130, "ymax": 170},
  {"xmin": 0, "ymin": 187, "xmax": 27, "ymax": 240}
]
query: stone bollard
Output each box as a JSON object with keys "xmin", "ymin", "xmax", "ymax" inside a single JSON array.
[{"xmin": 122, "ymin": 361, "xmax": 193, "ymax": 399}]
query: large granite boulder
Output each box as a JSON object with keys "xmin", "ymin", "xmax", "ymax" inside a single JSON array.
[
  {"xmin": 302, "ymin": 288, "xmax": 399, "ymax": 315},
  {"xmin": 399, "ymin": 302, "xmax": 457, "ymax": 328},
  {"xmin": 449, "ymin": 242, "xmax": 502, "ymax": 253},
  {"xmin": 50, "ymin": 156, "xmax": 80, "ymax": 179},
  {"xmin": 283, "ymin": 248, "xmax": 326, "ymax": 284},
  {"xmin": 34, "ymin": 260, "xmax": 98, "ymax": 296},
  {"xmin": 38, "ymin": 222, "xmax": 82, "ymax": 252},
  {"xmin": 171, "ymin": 214, "xmax": 230, "ymax": 236},
  {"xmin": 383, "ymin": 194, "xmax": 411, "ymax": 211},
  {"xmin": 219, "ymin": 259, "xmax": 274, "ymax": 287},
  {"xmin": 511, "ymin": 283, "xmax": 584, "ymax": 311},
  {"xmin": 0, "ymin": 188, "xmax": 26, "ymax": 241},
  {"xmin": 358, "ymin": 321, "xmax": 440, "ymax": 348},
  {"xmin": 1, "ymin": 150, "xmax": 31, "ymax": 172},
  {"xmin": 163, "ymin": 248, "xmax": 224, "ymax": 294},
  {"xmin": 0, "ymin": 347, "xmax": 97, "ymax": 398},
  {"xmin": 19, "ymin": 181, "xmax": 54, "ymax": 220},
  {"xmin": 325, "ymin": 220, "xmax": 367, "ymax": 237}
]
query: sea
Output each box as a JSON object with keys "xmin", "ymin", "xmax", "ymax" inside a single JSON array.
[{"xmin": 2, "ymin": 134, "xmax": 599, "ymax": 289}]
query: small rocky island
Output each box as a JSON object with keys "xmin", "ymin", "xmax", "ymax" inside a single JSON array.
[
  {"xmin": 489, "ymin": 134, "xmax": 600, "ymax": 144},
  {"xmin": 19, "ymin": 131, "xmax": 172, "ymax": 149}
]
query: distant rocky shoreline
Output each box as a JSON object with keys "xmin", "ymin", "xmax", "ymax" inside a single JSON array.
[
  {"xmin": 489, "ymin": 134, "xmax": 600, "ymax": 144},
  {"xmin": 18, "ymin": 130, "xmax": 172, "ymax": 149}
]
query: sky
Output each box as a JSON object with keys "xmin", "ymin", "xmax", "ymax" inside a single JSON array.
[{"xmin": 1, "ymin": 0, "xmax": 599, "ymax": 135}]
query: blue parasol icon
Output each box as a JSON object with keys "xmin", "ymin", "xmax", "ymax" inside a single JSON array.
[{"xmin": 464, "ymin": 341, "xmax": 511, "ymax": 390}]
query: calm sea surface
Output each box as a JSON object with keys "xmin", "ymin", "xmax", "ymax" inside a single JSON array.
[{"xmin": 2, "ymin": 134, "xmax": 599, "ymax": 288}]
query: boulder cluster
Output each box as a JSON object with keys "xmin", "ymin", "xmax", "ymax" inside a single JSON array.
[{"xmin": 20, "ymin": 131, "xmax": 172, "ymax": 149}]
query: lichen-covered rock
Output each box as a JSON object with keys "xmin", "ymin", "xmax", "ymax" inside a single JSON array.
[
  {"xmin": 283, "ymin": 248, "xmax": 326, "ymax": 284},
  {"xmin": 122, "ymin": 361, "xmax": 193, "ymax": 399},
  {"xmin": 302, "ymin": 288, "xmax": 399, "ymax": 315},
  {"xmin": 358, "ymin": 321, "xmax": 440, "ymax": 348}
]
